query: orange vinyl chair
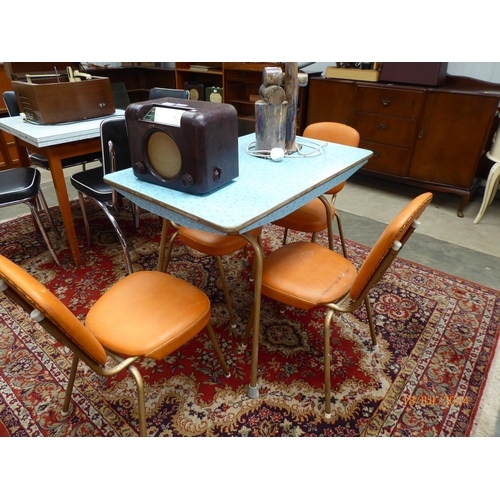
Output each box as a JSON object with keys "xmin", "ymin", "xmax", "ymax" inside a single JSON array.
[
  {"xmin": 273, "ymin": 122, "xmax": 360, "ymax": 257},
  {"xmin": 0, "ymin": 254, "xmax": 230, "ymax": 437},
  {"xmin": 247, "ymin": 192, "xmax": 433, "ymax": 418},
  {"xmin": 159, "ymin": 220, "xmax": 262, "ymax": 328}
]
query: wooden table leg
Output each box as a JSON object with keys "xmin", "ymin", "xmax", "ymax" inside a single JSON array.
[{"xmin": 44, "ymin": 149, "xmax": 81, "ymax": 266}]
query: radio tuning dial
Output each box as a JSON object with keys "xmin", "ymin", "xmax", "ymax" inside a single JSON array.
[
  {"xmin": 180, "ymin": 173, "xmax": 194, "ymax": 187},
  {"xmin": 133, "ymin": 161, "xmax": 146, "ymax": 174}
]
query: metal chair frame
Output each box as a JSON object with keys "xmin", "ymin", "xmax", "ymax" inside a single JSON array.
[
  {"xmin": 0, "ymin": 256, "xmax": 230, "ymax": 437},
  {"xmin": 245, "ymin": 193, "xmax": 433, "ymax": 418},
  {"xmin": 0, "ymin": 167, "xmax": 61, "ymax": 266}
]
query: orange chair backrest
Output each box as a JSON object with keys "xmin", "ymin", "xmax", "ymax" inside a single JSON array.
[
  {"xmin": 350, "ymin": 192, "xmax": 433, "ymax": 300},
  {"xmin": 303, "ymin": 122, "xmax": 360, "ymax": 148},
  {"xmin": 303, "ymin": 122, "xmax": 360, "ymax": 194},
  {"xmin": 0, "ymin": 255, "xmax": 107, "ymax": 365}
]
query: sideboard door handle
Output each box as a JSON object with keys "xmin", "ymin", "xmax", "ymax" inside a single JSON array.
[{"xmin": 419, "ymin": 129, "xmax": 425, "ymax": 139}]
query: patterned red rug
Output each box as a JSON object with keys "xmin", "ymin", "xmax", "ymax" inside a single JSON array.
[{"xmin": 1, "ymin": 200, "xmax": 499, "ymax": 437}]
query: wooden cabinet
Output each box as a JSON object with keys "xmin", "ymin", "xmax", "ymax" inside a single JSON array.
[
  {"xmin": 174, "ymin": 62, "xmax": 223, "ymax": 100},
  {"xmin": 87, "ymin": 63, "xmax": 306, "ymax": 137},
  {"xmin": 307, "ymin": 78, "xmax": 355, "ymax": 125},
  {"xmin": 352, "ymin": 85, "xmax": 425, "ymax": 178},
  {"xmin": 87, "ymin": 65, "xmax": 176, "ymax": 103},
  {"xmin": 223, "ymin": 62, "xmax": 307, "ymax": 136},
  {"xmin": 307, "ymin": 75, "xmax": 500, "ymax": 216},
  {"xmin": 0, "ymin": 63, "xmax": 19, "ymax": 171}
]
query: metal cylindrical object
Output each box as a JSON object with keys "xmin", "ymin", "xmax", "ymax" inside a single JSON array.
[{"xmin": 255, "ymin": 100, "xmax": 288, "ymax": 151}]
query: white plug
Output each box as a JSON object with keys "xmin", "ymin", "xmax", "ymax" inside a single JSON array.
[{"xmin": 270, "ymin": 148, "xmax": 285, "ymax": 162}]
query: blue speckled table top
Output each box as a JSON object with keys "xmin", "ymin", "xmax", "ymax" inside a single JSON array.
[{"xmin": 105, "ymin": 134, "xmax": 372, "ymax": 235}]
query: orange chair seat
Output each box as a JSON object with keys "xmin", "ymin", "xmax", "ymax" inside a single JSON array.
[
  {"xmin": 86, "ymin": 271, "xmax": 211, "ymax": 360},
  {"xmin": 273, "ymin": 198, "xmax": 335, "ymax": 234},
  {"xmin": 178, "ymin": 226, "xmax": 262, "ymax": 256},
  {"xmin": 261, "ymin": 241, "xmax": 357, "ymax": 310},
  {"xmin": 325, "ymin": 180, "xmax": 346, "ymax": 196}
]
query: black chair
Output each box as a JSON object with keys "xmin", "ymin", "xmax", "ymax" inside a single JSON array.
[
  {"xmin": 70, "ymin": 116, "xmax": 135, "ymax": 274},
  {"xmin": 0, "ymin": 167, "xmax": 61, "ymax": 266},
  {"xmin": 148, "ymin": 87, "xmax": 190, "ymax": 100},
  {"xmin": 111, "ymin": 82, "xmax": 131, "ymax": 110},
  {"xmin": 2, "ymin": 91, "xmax": 102, "ymax": 171}
]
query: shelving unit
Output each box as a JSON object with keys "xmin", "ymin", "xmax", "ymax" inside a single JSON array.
[
  {"xmin": 174, "ymin": 62, "xmax": 223, "ymax": 100},
  {"xmin": 87, "ymin": 65, "xmax": 176, "ymax": 103}
]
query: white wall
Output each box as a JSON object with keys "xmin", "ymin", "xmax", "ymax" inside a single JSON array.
[{"xmin": 447, "ymin": 62, "xmax": 500, "ymax": 84}]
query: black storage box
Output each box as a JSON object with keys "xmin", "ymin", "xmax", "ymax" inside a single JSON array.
[{"xmin": 379, "ymin": 63, "xmax": 448, "ymax": 86}]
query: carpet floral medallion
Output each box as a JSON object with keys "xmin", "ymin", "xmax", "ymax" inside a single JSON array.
[{"xmin": 0, "ymin": 200, "xmax": 499, "ymax": 437}]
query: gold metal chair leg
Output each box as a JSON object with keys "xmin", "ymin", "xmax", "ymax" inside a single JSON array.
[
  {"xmin": 127, "ymin": 364, "xmax": 147, "ymax": 437},
  {"xmin": 216, "ymin": 255, "xmax": 237, "ymax": 327},
  {"xmin": 206, "ymin": 321, "xmax": 230, "ymax": 378},
  {"xmin": 158, "ymin": 220, "xmax": 179, "ymax": 273},
  {"xmin": 364, "ymin": 296, "xmax": 377, "ymax": 345},
  {"xmin": 282, "ymin": 228, "xmax": 289, "ymax": 245},
  {"xmin": 324, "ymin": 309, "xmax": 333, "ymax": 418},
  {"xmin": 62, "ymin": 355, "xmax": 79, "ymax": 415},
  {"xmin": 336, "ymin": 213, "xmax": 348, "ymax": 258}
]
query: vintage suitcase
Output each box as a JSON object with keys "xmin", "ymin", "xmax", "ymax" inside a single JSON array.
[
  {"xmin": 5, "ymin": 62, "xmax": 115, "ymax": 124},
  {"xmin": 126, "ymin": 97, "xmax": 238, "ymax": 195}
]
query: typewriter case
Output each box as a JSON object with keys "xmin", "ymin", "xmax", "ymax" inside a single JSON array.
[
  {"xmin": 126, "ymin": 97, "xmax": 238, "ymax": 195},
  {"xmin": 5, "ymin": 62, "xmax": 115, "ymax": 124}
]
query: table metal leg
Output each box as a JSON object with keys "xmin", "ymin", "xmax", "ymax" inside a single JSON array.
[{"xmin": 241, "ymin": 232, "xmax": 264, "ymax": 398}]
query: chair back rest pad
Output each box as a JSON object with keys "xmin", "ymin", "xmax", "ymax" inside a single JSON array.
[
  {"xmin": 350, "ymin": 192, "xmax": 433, "ymax": 300},
  {"xmin": 303, "ymin": 122, "xmax": 360, "ymax": 196},
  {"xmin": 0, "ymin": 255, "xmax": 107, "ymax": 364},
  {"xmin": 100, "ymin": 117, "xmax": 131, "ymax": 176},
  {"xmin": 303, "ymin": 122, "xmax": 360, "ymax": 149}
]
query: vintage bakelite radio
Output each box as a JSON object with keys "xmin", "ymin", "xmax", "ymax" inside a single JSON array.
[
  {"xmin": 5, "ymin": 62, "xmax": 115, "ymax": 124},
  {"xmin": 126, "ymin": 97, "xmax": 239, "ymax": 195}
]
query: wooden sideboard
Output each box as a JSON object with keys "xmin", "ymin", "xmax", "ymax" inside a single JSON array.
[{"xmin": 307, "ymin": 75, "xmax": 500, "ymax": 216}]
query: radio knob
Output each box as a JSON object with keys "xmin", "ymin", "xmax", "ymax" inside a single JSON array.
[
  {"xmin": 213, "ymin": 167, "xmax": 222, "ymax": 182},
  {"xmin": 180, "ymin": 173, "xmax": 194, "ymax": 187},
  {"xmin": 133, "ymin": 161, "xmax": 146, "ymax": 174}
]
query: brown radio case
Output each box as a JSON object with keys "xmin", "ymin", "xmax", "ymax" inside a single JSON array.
[
  {"xmin": 5, "ymin": 62, "xmax": 115, "ymax": 124},
  {"xmin": 126, "ymin": 97, "xmax": 239, "ymax": 195}
]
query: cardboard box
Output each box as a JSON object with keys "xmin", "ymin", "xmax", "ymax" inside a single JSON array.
[{"xmin": 325, "ymin": 66, "xmax": 380, "ymax": 82}]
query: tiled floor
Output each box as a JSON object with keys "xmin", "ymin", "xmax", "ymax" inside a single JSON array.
[{"xmin": 2, "ymin": 165, "xmax": 499, "ymax": 435}]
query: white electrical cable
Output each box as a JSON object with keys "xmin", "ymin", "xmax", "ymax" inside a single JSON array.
[{"xmin": 246, "ymin": 139, "xmax": 327, "ymax": 161}]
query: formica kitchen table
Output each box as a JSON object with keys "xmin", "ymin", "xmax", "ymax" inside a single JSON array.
[
  {"xmin": 0, "ymin": 111, "xmax": 124, "ymax": 266},
  {"xmin": 105, "ymin": 134, "xmax": 373, "ymax": 398}
]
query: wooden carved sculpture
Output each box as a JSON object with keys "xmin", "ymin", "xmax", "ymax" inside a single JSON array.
[{"xmin": 255, "ymin": 63, "xmax": 308, "ymax": 154}]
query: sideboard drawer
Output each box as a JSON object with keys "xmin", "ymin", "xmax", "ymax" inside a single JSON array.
[
  {"xmin": 354, "ymin": 86, "xmax": 424, "ymax": 119},
  {"xmin": 352, "ymin": 113, "xmax": 418, "ymax": 148},
  {"xmin": 359, "ymin": 140, "xmax": 410, "ymax": 177}
]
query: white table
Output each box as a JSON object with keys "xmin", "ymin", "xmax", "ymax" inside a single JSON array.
[
  {"xmin": 105, "ymin": 134, "xmax": 373, "ymax": 397},
  {"xmin": 0, "ymin": 111, "xmax": 124, "ymax": 266}
]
